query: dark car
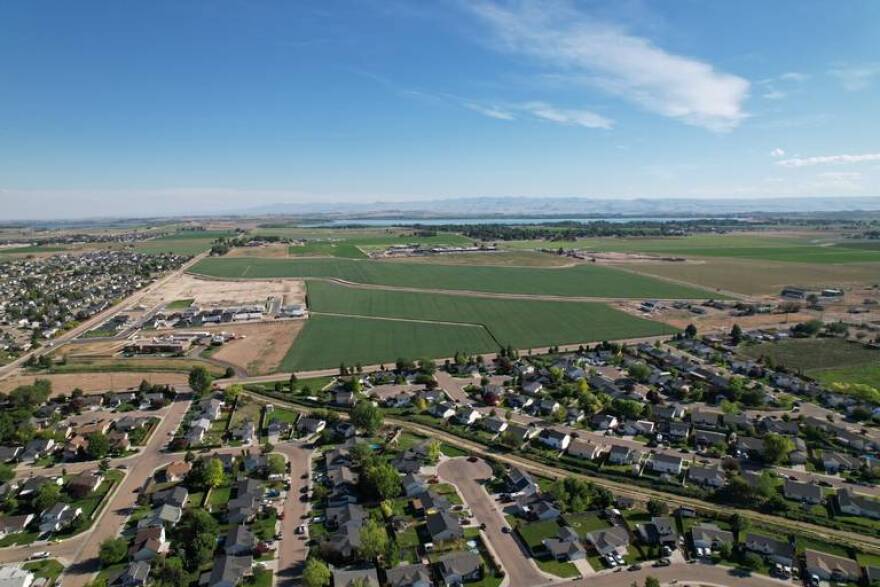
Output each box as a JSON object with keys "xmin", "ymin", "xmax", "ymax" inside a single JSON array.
[{"xmin": 467, "ymin": 456, "xmax": 479, "ymax": 463}]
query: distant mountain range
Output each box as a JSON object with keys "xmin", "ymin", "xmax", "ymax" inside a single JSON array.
[{"xmin": 239, "ymin": 196, "xmax": 880, "ymax": 219}]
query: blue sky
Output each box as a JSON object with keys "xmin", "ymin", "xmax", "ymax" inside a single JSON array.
[{"xmin": 1, "ymin": 0, "xmax": 879, "ymax": 218}]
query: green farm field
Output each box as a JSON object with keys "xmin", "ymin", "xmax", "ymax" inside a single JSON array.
[
  {"xmin": 501, "ymin": 234, "xmax": 880, "ymax": 264},
  {"xmin": 281, "ymin": 314, "xmax": 498, "ymax": 371},
  {"xmin": 306, "ymin": 280, "xmax": 677, "ymax": 350},
  {"xmin": 0, "ymin": 245, "xmax": 65, "ymax": 255},
  {"xmin": 286, "ymin": 231, "xmax": 473, "ymax": 258},
  {"xmin": 133, "ymin": 230, "xmax": 235, "ymax": 256},
  {"xmin": 189, "ymin": 257, "xmax": 717, "ymax": 299},
  {"xmin": 742, "ymin": 338, "xmax": 880, "ymax": 387}
]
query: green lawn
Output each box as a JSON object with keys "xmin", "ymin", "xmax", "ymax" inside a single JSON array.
[
  {"xmin": 535, "ymin": 557, "xmax": 580, "ymax": 578},
  {"xmin": 209, "ymin": 486, "xmax": 232, "ymax": 510},
  {"xmin": 517, "ymin": 519, "xmax": 561, "ymax": 553},
  {"xmin": 23, "ymin": 559, "xmax": 64, "ymax": 583},
  {"xmin": 305, "ymin": 280, "xmax": 677, "ymax": 351},
  {"xmin": 563, "ymin": 512, "xmax": 610, "ymax": 538},
  {"xmin": 280, "ymin": 314, "xmax": 499, "ymax": 371},
  {"xmin": 0, "ymin": 245, "xmax": 65, "ymax": 255},
  {"xmin": 166, "ymin": 298, "xmax": 195, "ymax": 310},
  {"xmin": 501, "ymin": 234, "xmax": 880, "ymax": 264},
  {"xmin": 189, "ymin": 256, "xmax": 719, "ymax": 299},
  {"xmin": 742, "ymin": 338, "xmax": 880, "ymax": 373}
]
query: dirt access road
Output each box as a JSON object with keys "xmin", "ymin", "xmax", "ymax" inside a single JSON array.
[{"xmin": 438, "ymin": 457, "xmax": 550, "ymax": 587}]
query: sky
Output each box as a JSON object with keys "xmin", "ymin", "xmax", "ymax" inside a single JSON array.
[{"xmin": 1, "ymin": 0, "xmax": 879, "ymax": 219}]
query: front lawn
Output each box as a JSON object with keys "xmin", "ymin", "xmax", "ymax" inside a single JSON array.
[
  {"xmin": 517, "ymin": 519, "xmax": 560, "ymax": 553},
  {"xmin": 535, "ymin": 557, "xmax": 580, "ymax": 578},
  {"xmin": 563, "ymin": 512, "xmax": 610, "ymax": 538}
]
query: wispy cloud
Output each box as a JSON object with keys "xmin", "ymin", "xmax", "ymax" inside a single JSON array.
[
  {"xmin": 466, "ymin": 1, "xmax": 750, "ymax": 132},
  {"xmin": 757, "ymin": 71, "xmax": 808, "ymax": 100},
  {"xmin": 770, "ymin": 148, "xmax": 785, "ymax": 158},
  {"xmin": 463, "ymin": 99, "xmax": 613, "ymax": 129},
  {"xmin": 779, "ymin": 72, "xmax": 809, "ymax": 83},
  {"xmin": 776, "ymin": 152, "xmax": 880, "ymax": 168},
  {"xmin": 828, "ymin": 63, "xmax": 880, "ymax": 91}
]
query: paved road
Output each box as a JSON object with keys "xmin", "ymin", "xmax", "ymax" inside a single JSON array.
[
  {"xmin": 274, "ymin": 442, "xmax": 314, "ymax": 587},
  {"xmin": 571, "ymin": 560, "xmax": 791, "ymax": 587},
  {"xmin": 437, "ymin": 458, "xmax": 549, "ymax": 587}
]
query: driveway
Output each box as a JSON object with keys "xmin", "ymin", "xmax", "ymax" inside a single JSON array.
[
  {"xmin": 274, "ymin": 441, "xmax": 314, "ymax": 587},
  {"xmin": 437, "ymin": 458, "xmax": 550, "ymax": 587}
]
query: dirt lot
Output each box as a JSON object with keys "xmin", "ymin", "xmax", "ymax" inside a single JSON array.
[
  {"xmin": 0, "ymin": 372, "xmax": 189, "ymax": 396},
  {"xmin": 56, "ymin": 340, "xmax": 127, "ymax": 358},
  {"xmin": 226, "ymin": 243, "xmax": 290, "ymax": 258},
  {"xmin": 208, "ymin": 320, "xmax": 305, "ymax": 375},
  {"xmin": 137, "ymin": 273, "xmax": 306, "ymax": 309}
]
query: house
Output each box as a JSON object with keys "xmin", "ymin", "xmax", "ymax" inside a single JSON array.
[
  {"xmin": 735, "ymin": 437, "xmax": 765, "ymax": 460},
  {"xmin": 113, "ymin": 561, "xmax": 151, "ymax": 586},
  {"xmin": 324, "ymin": 521, "xmax": 362, "ymax": 560},
  {"xmin": 606, "ymin": 444, "xmax": 639, "ymax": 466},
  {"xmin": 504, "ymin": 424, "xmax": 540, "ymax": 446},
  {"xmin": 454, "ymin": 407, "xmax": 481, "ymax": 426},
  {"xmin": 585, "ymin": 526, "xmax": 630, "ymax": 557},
  {"xmin": 543, "ymin": 526, "xmax": 587, "ymax": 561},
  {"xmin": 39, "ymin": 503, "xmax": 82, "ymax": 535},
  {"xmin": 690, "ymin": 523, "xmax": 733, "ymax": 551},
  {"xmin": 143, "ymin": 504, "xmax": 182, "ymax": 528},
  {"xmin": 63, "ymin": 435, "xmax": 89, "ymax": 461},
  {"xmin": 332, "ymin": 566, "xmax": 380, "ymax": 587},
  {"xmin": 224, "ymin": 525, "xmax": 255, "ymax": 555},
  {"xmin": 205, "ymin": 554, "xmax": 253, "ymax": 587},
  {"xmin": 652, "ymin": 405, "xmax": 685, "ymax": 422},
  {"xmin": 436, "ymin": 551, "xmax": 483, "ymax": 586},
  {"xmin": 232, "ymin": 420, "xmax": 256, "ymax": 446},
  {"xmin": 0, "ymin": 446, "xmax": 21, "ymax": 463},
  {"xmin": 162, "ymin": 461, "xmax": 192, "ymax": 483},
  {"xmin": 480, "ymin": 416, "xmax": 508, "ymax": 435},
  {"xmin": 637, "ymin": 516, "xmax": 678, "ymax": 547},
  {"xmin": 804, "ymin": 549, "xmax": 861, "ymax": 583},
  {"xmin": 202, "ymin": 398, "xmax": 224, "ymax": 420},
  {"xmin": 20, "ymin": 438, "xmax": 55, "ymax": 464},
  {"xmin": 333, "ymin": 390, "xmax": 356, "ymax": 407},
  {"xmin": 590, "ymin": 414, "xmax": 619, "ymax": 431},
  {"xmin": 0, "ymin": 566, "xmax": 35, "ymax": 587},
  {"xmin": 688, "ymin": 466, "xmax": 725, "ymax": 488},
  {"xmin": 107, "ymin": 430, "xmax": 131, "ymax": 452},
  {"xmin": 538, "ymin": 429, "xmax": 571, "ymax": 451},
  {"xmin": 326, "ymin": 503, "xmax": 366, "ymax": 529},
  {"xmin": 505, "ymin": 394, "xmax": 534, "ymax": 410},
  {"xmin": 837, "ymin": 488, "xmax": 880, "ymax": 520},
  {"xmin": 152, "ymin": 486, "xmax": 189, "ymax": 509},
  {"xmin": 186, "ymin": 424, "xmax": 207, "ymax": 446},
  {"xmin": 0, "ymin": 514, "xmax": 33, "ymax": 539},
  {"xmin": 430, "ymin": 402, "xmax": 456, "ymax": 420},
  {"xmin": 783, "ymin": 480, "xmax": 823, "ymax": 505},
  {"xmin": 621, "ymin": 420, "xmax": 655, "ymax": 436},
  {"xmin": 426, "ymin": 511, "xmax": 463, "ymax": 543},
  {"xmin": 567, "ymin": 439, "xmax": 604, "ymax": 461},
  {"xmin": 66, "ymin": 470, "xmax": 104, "ymax": 498},
  {"xmin": 692, "ymin": 429, "xmax": 728, "ymax": 449},
  {"xmin": 129, "ymin": 525, "xmax": 167, "ymax": 561},
  {"xmin": 384, "ymin": 563, "xmax": 432, "ymax": 587},
  {"xmin": 822, "ymin": 450, "xmax": 861, "ymax": 474},
  {"xmin": 505, "ymin": 467, "xmax": 539, "ymax": 497},
  {"xmin": 647, "ymin": 453, "xmax": 683, "ymax": 475},
  {"xmin": 759, "ymin": 418, "xmax": 798, "ymax": 436},
  {"xmin": 402, "ymin": 474, "xmax": 427, "ymax": 497},
  {"xmin": 17, "ymin": 475, "xmax": 61, "ymax": 498},
  {"xmin": 744, "ymin": 533, "xmax": 795, "ymax": 566},
  {"xmin": 536, "ymin": 399, "xmax": 560, "ymax": 416},
  {"xmin": 523, "ymin": 499, "xmax": 561, "ymax": 521},
  {"xmin": 690, "ymin": 410, "xmax": 721, "ymax": 430},
  {"xmin": 296, "ymin": 416, "xmax": 326, "ymax": 436},
  {"xmin": 522, "ymin": 381, "xmax": 543, "ymax": 395}
]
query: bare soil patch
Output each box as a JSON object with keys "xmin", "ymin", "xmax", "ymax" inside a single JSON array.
[
  {"xmin": 0, "ymin": 372, "xmax": 189, "ymax": 396},
  {"xmin": 226, "ymin": 243, "xmax": 290, "ymax": 258},
  {"xmin": 209, "ymin": 320, "xmax": 305, "ymax": 375},
  {"xmin": 138, "ymin": 273, "xmax": 306, "ymax": 309}
]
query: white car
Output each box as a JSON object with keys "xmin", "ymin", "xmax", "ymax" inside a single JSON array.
[{"xmin": 29, "ymin": 552, "xmax": 50, "ymax": 560}]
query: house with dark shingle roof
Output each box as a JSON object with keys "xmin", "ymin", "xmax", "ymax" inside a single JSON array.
[
  {"xmin": 783, "ymin": 479, "xmax": 822, "ymax": 505},
  {"xmin": 426, "ymin": 511, "xmax": 463, "ymax": 543}
]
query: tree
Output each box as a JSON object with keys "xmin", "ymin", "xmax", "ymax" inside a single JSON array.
[
  {"xmin": 99, "ymin": 537, "xmax": 128, "ymax": 565},
  {"xmin": 363, "ymin": 462, "xmax": 402, "ymax": 500},
  {"xmin": 223, "ymin": 384, "xmax": 242, "ymax": 404},
  {"xmin": 289, "ymin": 373, "xmax": 298, "ymax": 391},
  {"xmin": 303, "ymin": 558, "xmax": 331, "ymax": 587},
  {"xmin": 175, "ymin": 509, "xmax": 219, "ymax": 570},
  {"xmin": 684, "ymin": 323, "xmax": 698, "ymax": 338},
  {"xmin": 188, "ymin": 366, "xmax": 213, "ymax": 395},
  {"xmin": 425, "ymin": 440, "xmax": 441, "ymax": 464},
  {"xmin": 730, "ymin": 324, "xmax": 743, "ymax": 345},
  {"xmin": 0, "ymin": 464, "xmax": 14, "ymax": 483},
  {"xmin": 762, "ymin": 433, "xmax": 794, "ymax": 465},
  {"xmin": 611, "ymin": 398, "xmax": 644, "ymax": 420},
  {"xmin": 153, "ymin": 556, "xmax": 191, "ymax": 587},
  {"xmin": 87, "ymin": 432, "xmax": 110, "ymax": 459},
  {"xmin": 645, "ymin": 577, "xmax": 660, "ymax": 587},
  {"xmin": 34, "ymin": 482, "xmax": 62, "ymax": 512},
  {"xmin": 647, "ymin": 499, "xmax": 668, "ymax": 516},
  {"xmin": 359, "ymin": 518, "xmax": 389, "ymax": 560},
  {"xmin": 718, "ymin": 541, "xmax": 732, "ymax": 560},
  {"xmin": 743, "ymin": 552, "xmax": 763, "ymax": 571},
  {"xmin": 351, "ymin": 401, "xmax": 383, "ymax": 435},
  {"xmin": 205, "ymin": 457, "xmax": 226, "ymax": 488},
  {"xmin": 267, "ymin": 453, "xmax": 286, "ymax": 477}
]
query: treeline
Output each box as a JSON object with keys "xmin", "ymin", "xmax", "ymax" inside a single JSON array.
[{"xmin": 414, "ymin": 219, "xmax": 751, "ymax": 242}]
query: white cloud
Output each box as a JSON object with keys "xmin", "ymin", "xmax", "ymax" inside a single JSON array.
[
  {"xmin": 770, "ymin": 148, "xmax": 785, "ymax": 158},
  {"xmin": 464, "ymin": 103, "xmax": 516, "ymax": 120},
  {"xmin": 776, "ymin": 153, "xmax": 880, "ymax": 168},
  {"xmin": 520, "ymin": 101, "xmax": 613, "ymax": 129},
  {"xmin": 467, "ymin": 1, "xmax": 750, "ymax": 132},
  {"xmin": 762, "ymin": 90, "xmax": 786, "ymax": 100},
  {"xmin": 779, "ymin": 72, "xmax": 809, "ymax": 83},
  {"xmin": 828, "ymin": 63, "xmax": 880, "ymax": 91}
]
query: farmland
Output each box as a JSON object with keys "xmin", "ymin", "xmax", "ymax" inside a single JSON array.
[
  {"xmin": 741, "ymin": 338, "xmax": 880, "ymax": 385},
  {"xmin": 189, "ymin": 257, "xmax": 717, "ymax": 299},
  {"xmin": 500, "ymin": 233, "xmax": 880, "ymax": 264},
  {"xmin": 280, "ymin": 314, "xmax": 497, "ymax": 371},
  {"xmin": 133, "ymin": 230, "xmax": 233, "ymax": 256},
  {"xmin": 286, "ymin": 231, "xmax": 474, "ymax": 258},
  {"xmin": 306, "ymin": 280, "xmax": 676, "ymax": 350}
]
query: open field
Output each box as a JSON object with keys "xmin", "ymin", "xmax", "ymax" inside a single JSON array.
[
  {"xmin": 189, "ymin": 257, "xmax": 718, "ymax": 299},
  {"xmin": 137, "ymin": 273, "xmax": 306, "ymax": 309},
  {"xmin": 38, "ymin": 356, "xmax": 225, "ymax": 376},
  {"xmin": 281, "ymin": 313, "xmax": 498, "ymax": 371},
  {"xmin": 0, "ymin": 371, "xmax": 190, "ymax": 395},
  {"xmin": 382, "ymin": 250, "xmax": 576, "ymax": 267},
  {"xmin": 615, "ymin": 257, "xmax": 880, "ymax": 296},
  {"xmin": 0, "ymin": 245, "xmax": 66, "ymax": 255},
  {"xmin": 306, "ymin": 280, "xmax": 677, "ymax": 350},
  {"xmin": 132, "ymin": 230, "xmax": 233, "ymax": 256},
  {"xmin": 226, "ymin": 243, "xmax": 291, "ymax": 257},
  {"xmin": 209, "ymin": 320, "xmax": 305, "ymax": 375},
  {"xmin": 286, "ymin": 231, "xmax": 474, "ymax": 258},
  {"xmin": 500, "ymin": 233, "xmax": 880, "ymax": 264},
  {"xmin": 741, "ymin": 338, "xmax": 880, "ymax": 379},
  {"xmin": 812, "ymin": 363, "xmax": 880, "ymax": 388}
]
